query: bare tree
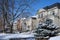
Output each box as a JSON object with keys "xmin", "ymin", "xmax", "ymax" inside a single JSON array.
[{"xmin": 0, "ymin": 0, "xmax": 36, "ymax": 33}]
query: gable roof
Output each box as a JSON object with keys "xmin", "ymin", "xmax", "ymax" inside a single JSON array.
[{"xmin": 44, "ymin": 3, "xmax": 60, "ymax": 10}]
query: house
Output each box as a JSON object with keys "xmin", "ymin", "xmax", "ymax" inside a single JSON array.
[
  {"xmin": 17, "ymin": 18, "xmax": 32, "ymax": 32},
  {"xmin": 31, "ymin": 15, "xmax": 38, "ymax": 30},
  {"xmin": 37, "ymin": 3, "xmax": 60, "ymax": 27}
]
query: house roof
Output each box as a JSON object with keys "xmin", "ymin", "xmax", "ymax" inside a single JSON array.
[
  {"xmin": 38, "ymin": 9, "xmax": 46, "ymax": 13},
  {"xmin": 44, "ymin": 3, "xmax": 60, "ymax": 10}
]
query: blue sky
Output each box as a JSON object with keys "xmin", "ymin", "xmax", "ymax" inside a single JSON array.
[{"xmin": 32, "ymin": 0, "xmax": 60, "ymax": 15}]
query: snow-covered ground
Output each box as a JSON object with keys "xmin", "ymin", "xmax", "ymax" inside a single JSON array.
[
  {"xmin": 49, "ymin": 36, "xmax": 60, "ymax": 40},
  {"xmin": 0, "ymin": 32, "xmax": 35, "ymax": 40},
  {"xmin": 0, "ymin": 33, "xmax": 60, "ymax": 40}
]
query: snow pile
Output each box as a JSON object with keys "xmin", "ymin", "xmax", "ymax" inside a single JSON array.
[
  {"xmin": 0, "ymin": 32, "xmax": 34, "ymax": 39},
  {"xmin": 0, "ymin": 33, "xmax": 6, "ymax": 36},
  {"xmin": 49, "ymin": 36, "xmax": 60, "ymax": 40}
]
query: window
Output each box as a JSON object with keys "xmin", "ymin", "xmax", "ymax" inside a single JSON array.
[
  {"xmin": 38, "ymin": 13, "xmax": 43, "ymax": 18},
  {"xmin": 52, "ymin": 12, "xmax": 55, "ymax": 15},
  {"xmin": 52, "ymin": 11, "xmax": 55, "ymax": 15},
  {"xmin": 41, "ymin": 13, "xmax": 43, "ymax": 18},
  {"xmin": 38, "ymin": 14, "xmax": 40, "ymax": 18}
]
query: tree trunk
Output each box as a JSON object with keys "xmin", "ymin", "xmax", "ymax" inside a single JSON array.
[{"xmin": 10, "ymin": 23, "xmax": 13, "ymax": 33}]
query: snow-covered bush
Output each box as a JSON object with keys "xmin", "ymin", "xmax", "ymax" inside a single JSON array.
[{"xmin": 35, "ymin": 18, "xmax": 60, "ymax": 38}]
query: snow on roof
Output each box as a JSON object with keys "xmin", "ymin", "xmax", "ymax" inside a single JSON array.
[
  {"xmin": 31, "ymin": 15, "xmax": 37, "ymax": 18},
  {"xmin": 38, "ymin": 9, "xmax": 46, "ymax": 12},
  {"xmin": 49, "ymin": 36, "xmax": 60, "ymax": 40},
  {"xmin": 21, "ymin": 18, "xmax": 26, "ymax": 20}
]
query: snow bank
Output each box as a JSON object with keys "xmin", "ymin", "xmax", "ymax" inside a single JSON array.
[
  {"xmin": 49, "ymin": 36, "xmax": 60, "ymax": 40},
  {"xmin": 0, "ymin": 32, "xmax": 34, "ymax": 39}
]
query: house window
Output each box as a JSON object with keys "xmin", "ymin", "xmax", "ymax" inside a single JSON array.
[
  {"xmin": 52, "ymin": 11, "xmax": 55, "ymax": 15},
  {"xmin": 38, "ymin": 13, "xmax": 43, "ymax": 18},
  {"xmin": 41, "ymin": 13, "xmax": 43, "ymax": 18},
  {"xmin": 38, "ymin": 15, "xmax": 40, "ymax": 18},
  {"xmin": 52, "ymin": 12, "xmax": 55, "ymax": 15}
]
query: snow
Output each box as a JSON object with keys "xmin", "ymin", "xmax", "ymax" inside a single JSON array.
[
  {"xmin": 0, "ymin": 33, "xmax": 6, "ymax": 35},
  {"xmin": 49, "ymin": 36, "xmax": 60, "ymax": 40},
  {"xmin": 0, "ymin": 33, "xmax": 60, "ymax": 40},
  {"xmin": 31, "ymin": 15, "xmax": 37, "ymax": 18},
  {"xmin": 0, "ymin": 32, "xmax": 34, "ymax": 39}
]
